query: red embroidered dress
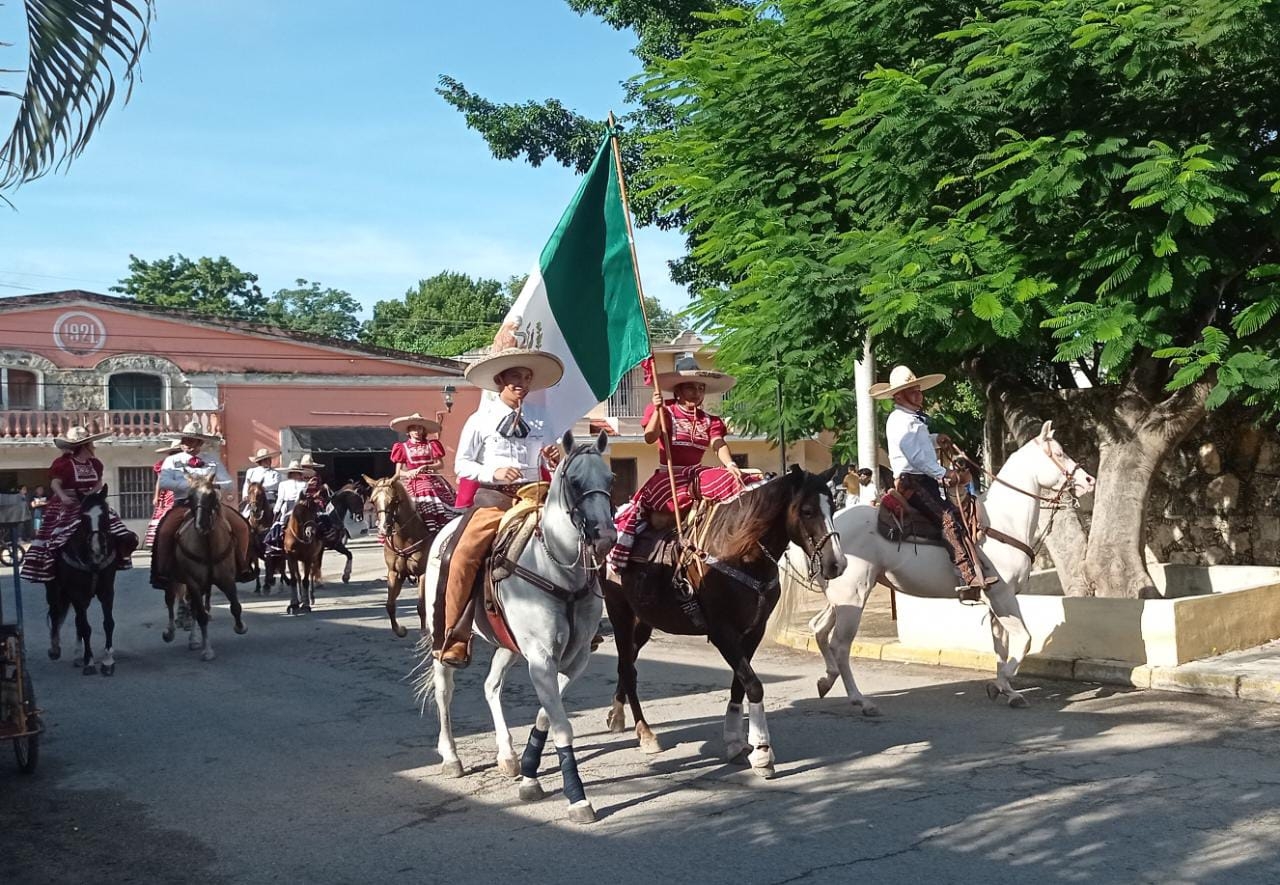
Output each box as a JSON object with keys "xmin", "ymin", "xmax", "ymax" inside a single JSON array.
[
  {"xmin": 390, "ymin": 438, "xmax": 457, "ymax": 533},
  {"xmin": 609, "ymin": 400, "xmax": 743, "ymax": 568},
  {"xmin": 144, "ymin": 459, "xmax": 174, "ymax": 547},
  {"xmin": 21, "ymin": 453, "xmax": 137, "ymax": 582}
]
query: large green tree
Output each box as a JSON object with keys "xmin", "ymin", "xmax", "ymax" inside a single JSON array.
[
  {"xmin": 362, "ymin": 271, "xmax": 516, "ymax": 358},
  {"xmin": 113, "ymin": 254, "xmax": 268, "ymax": 320},
  {"xmin": 640, "ymin": 0, "xmax": 1280, "ymax": 597},
  {"xmin": 1, "ymin": 0, "xmax": 152, "ymax": 192},
  {"xmin": 263, "ymin": 279, "xmax": 362, "ymax": 341}
]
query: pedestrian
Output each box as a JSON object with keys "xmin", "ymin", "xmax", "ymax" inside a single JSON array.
[
  {"xmin": 30, "ymin": 485, "xmax": 46, "ymax": 537},
  {"xmin": 18, "ymin": 485, "xmax": 32, "ymax": 539}
]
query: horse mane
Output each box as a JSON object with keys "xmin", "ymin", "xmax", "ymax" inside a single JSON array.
[{"xmin": 700, "ymin": 476, "xmax": 792, "ymax": 562}]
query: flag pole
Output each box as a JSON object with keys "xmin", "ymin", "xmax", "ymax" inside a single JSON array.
[{"xmin": 607, "ymin": 111, "xmax": 688, "ymax": 546}]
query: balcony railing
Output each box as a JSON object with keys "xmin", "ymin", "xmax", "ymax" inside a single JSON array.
[{"xmin": 0, "ymin": 410, "xmax": 223, "ymax": 442}]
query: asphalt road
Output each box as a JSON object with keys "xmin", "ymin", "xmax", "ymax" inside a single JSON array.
[{"xmin": 3, "ymin": 546, "xmax": 1279, "ymax": 885}]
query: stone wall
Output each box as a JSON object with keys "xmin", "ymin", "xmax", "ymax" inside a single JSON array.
[{"xmin": 1, "ymin": 350, "xmax": 189, "ymax": 411}]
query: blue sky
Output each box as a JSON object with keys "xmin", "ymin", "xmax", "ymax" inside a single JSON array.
[{"xmin": 0, "ymin": 0, "xmax": 688, "ymax": 318}]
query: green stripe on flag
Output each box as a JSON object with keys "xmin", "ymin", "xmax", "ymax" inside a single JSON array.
[{"xmin": 538, "ymin": 130, "xmax": 651, "ymax": 401}]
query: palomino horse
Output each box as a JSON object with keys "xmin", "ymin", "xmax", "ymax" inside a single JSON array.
[
  {"xmin": 284, "ymin": 498, "xmax": 325, "ymax": 615},
  {"xmin": 164, "ymin": 476, "xmax": 248, "ymax": 661},
  {"xmin": 243, "ymin": 482, "xmax": 285, "ymax": 594},
  {"xmin": 415, "ymin": 431, "xmax": 616, "ymax": 824},
  {"xmin": 801, "ymin": 421, "xmax": 1095, "ymax": 712},
  {"xmin": 366, "ymin": 476, "xmax": 438, "ymax": 638},
  {"xmin": 47, "ymin": 487, "xmax": 122, "ymax": 675},
  {"xmin": 603, "ymin": 465, "xmax": 845, "ymax": 776}
]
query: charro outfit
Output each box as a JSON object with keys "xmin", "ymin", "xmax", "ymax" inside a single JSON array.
[
  {"xmin": 436, "ymin": 346, "xmax": 564, "ymax": 668},
  {"xmin": 21, "ymin": 441, "xmax": 138, "ymax": 583},
  {"xmin": 242, "ymin": 464, "xmax": 280, "ymax": 509}
]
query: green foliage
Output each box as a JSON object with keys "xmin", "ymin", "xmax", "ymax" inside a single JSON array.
[
  {"xmin": 262, "ymin": 280, "xmax": 362, "ymax": 341},
  {"xmin": 112, "ymin": 254, "xmax": 267, "ymax": 320},
  {"xmin": 637, "ymin": 0, "xmax": 1280, "ymax": 443},
  {"xmin": 361, "ymin": 271, "xmax": 515, "ymax": 358}
]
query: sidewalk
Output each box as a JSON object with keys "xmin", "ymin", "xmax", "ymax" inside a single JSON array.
[{"xmin": 771, "ymin": 585, "xmax": 1280, "ymax": 704}]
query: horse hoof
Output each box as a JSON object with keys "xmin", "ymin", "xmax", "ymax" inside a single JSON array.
[
  {"xmin": 985, "ymin": 683, "xmax": 1001, "ymax": 702},
  {"xmin": 82, "ymin": 664, "xmax": 96, "ymax": 676},
  {"xmin": 817, "ymin": 675, "xmax": 835, "ymax": 698},
  {"xmin": 754, "ymin": 764, "xmax": 777, "ymax": 780},
  {"xmin": 639, "ymin": 734, "xmax": 662, "ymax": 756},
  {"xmin": 568, "ymin": 801, "xmax": 597, "ymax": 824},
  {"xmin": 201, "ymin": 649, "xmax": 216, "ymax": 662},
  {"xmin": 1007, "ymin": 692, "xmax": 1030, "ymax": 709},
  {"xmin": 300, "ymin": 604, "xmax": 312, "ymax": 614},
  {"xmin": 393, "ymin": 624, "xmax": 408, "ymax": 639},
  {"xmin": 342, "ymin": 574, "xmax": 351, "ymax": 584},
  {"xmin": 286, "ymin": 605, "xmax": 298, "ymax": 616},
  {"xmin": 859, "ymin": 701, "xmax": 882, "ymax": 718},
  {"xmin": 750, "ymin": 746, "xmax": 775, "ymax": 776},
  {"xmin": 100, "ymin": 663, "xmax": 115, "ymax": 677},
  {"xmin": 440, "ymin": 760, "xmax": 465, "ymax": 778},
  {"xmin": 518, "ymin": 781, "xmax": 546, "ymax": 802},
  {"xmin": 725, "ymin": 741, "xmax": 749, "ymax": 763},
  {"xmin": 162, "ymin": 629, "xmax": 175, "ymax": 643},
  {"xmin": 234, "ymin": 623, "xmax": 248, "ymax": 635},
  {"xmin": 48, "ymin": 647, "xmax": 60, "ymax": 661},
  {"xmin": 605, "ymin": 708, "xmax": 626, "ymax": 733},
  {"xmin": 497, "ymin": 756, "xmax": 520, "ymax": 778}
]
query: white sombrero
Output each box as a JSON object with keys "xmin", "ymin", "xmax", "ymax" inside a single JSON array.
[
  {"xmin": 248, "ymin": 447, "xmax": 280, "ymax": 465},
  {"xmin": 299, "ymin": 453, "xmax": 325, "ymax": 470},
  {"xmin": 155, "ymin": 440, "xmax": 183, "ymax": 454},
  {"xmin": 54, "ymin": 426, "xmax": 111, "ymax": 450},
  {"xmin": 389, "ymin": 412, "xmax": 442, "ymax": 434},
  {"xmin": 464, "ymin": 347, "xmax": 564, "ymax": 394},
  {"xmin": 175, "ymin": 420, "xmax": 223, "ymax": 444},
  {"xmin": 869, "ymin": 365, "xmax": 946, "ymax": 400},
  {"xmin": 656, "ymin": 354, "xmax": 736, "ymax": 395},
  {"xmin": 277, "ymin": 459, "xmax": 315, "ymax": 476}
]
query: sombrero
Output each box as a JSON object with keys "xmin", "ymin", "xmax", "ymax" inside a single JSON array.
[
  {"xmin": 175, "ymin": 420, "xmax": 223, "ymax": 443},
  {"xmin": 656, "ymin": 354, "xmax": 736, "ymax": 395},
  {"xmin": 389, "ymin": 412, "xmax": 442, "ymax": 434},
  {"xmin": 155, "ymin": 440, "xmax": 183, "ymax": 454},
  {"xmin": 247, "ymin": 447, "xmax": 280, "ymax": 465},
  {"xmin": 277, "ymin": 459, "xmax": 315, "ymax": 476},
  {"xmin": 299, "ymin": 454, "xmax": 325, "ymax": 470},
  {"xmin": 464, "ymin": 347, "xmax": 564, "ymax": 394},
  {"xmin": 54, "ymin": 426, "xmax": 111, "ymax": 450},
  {"xmin": 869, "ymin": 365, "xmax": 946, "ymax": 400}
]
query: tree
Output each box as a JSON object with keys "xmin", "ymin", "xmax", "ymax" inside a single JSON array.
[
  {"xmin": 112, "ymin": 254, "xmax": 267, "ymax": 319},
  {"xmin": 262, "ymin": 280, "xmax": 362, "ymax": 341},
  {"xmin": 362, "ymin": 271, "xmax": 514, "ymax": 358},
  {"xmin": 640, "ymin": 0, "xmax": 1280, "ymax": 598},
  {"xmin": 1, "ymin": 0, "xmax": 152, "ymax": 192},
  {"xmin": 644, "ymin": 296, "xmax": 682, "ymax": 341}
]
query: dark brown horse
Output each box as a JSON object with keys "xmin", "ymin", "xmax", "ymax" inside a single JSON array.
[
  {"xmin": 365, "ymin": 475, "xmax": 436, "ymax": 638},
  {"xmin": 243, "ymin": 482, "xmax": 286, "ymax": 594},
  {"xmin": 47, "ymin": 487, "xmax": 122, "ymax": 675},
  {"xmin": 284, "ymin": 498, "xmax": 325, "ymax": 615},
  {"xmin": 602, "ymin": 465, "xmax": 845, "ymax": 776}
]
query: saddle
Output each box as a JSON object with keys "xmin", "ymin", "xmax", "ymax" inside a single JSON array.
[
  {"xmin": 625, "ymin": 499, "xmax": 716, "ymax": 571},
  {"xmin": 877, "ymin": 488, "xmax": 984, "ymax": 548}
]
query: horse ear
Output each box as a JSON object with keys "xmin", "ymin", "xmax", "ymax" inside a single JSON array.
[
  {"xmin": 787, "ymin": 464, "xmax": 804, "ymax": 488},
  {"xmin": 595, "ymin": 429, "xmax": 608, "ymax": 453},
  {"xmin": 817, "ymin": 465, "xmax": 840, "ymax": 485},
  {"xmin": 1038, "ymin": 420, "xmax": 1054, "ymax": 441},
  {"xmin": 562, "ymin": 430, "xmax": 574, "ymax": 453}
]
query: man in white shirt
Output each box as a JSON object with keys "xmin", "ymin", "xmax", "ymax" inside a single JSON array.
[
  {"xmin": 241, "ymin": 447, "xmax": 281, "ymax": 511},
  {"xmin": 272, "ymin": 461, "xmax": 313, "ymax": 523},
  {"xmin": 871, "ymin": 365, "xmax": 990, "ymax": 600},
  {"xmin": 436, "ymin": 347, "xmax": 565, "ymax": 668},
  {"xmin": 150, "ymin": 422, "xmax": 253, "ymax": 589}
]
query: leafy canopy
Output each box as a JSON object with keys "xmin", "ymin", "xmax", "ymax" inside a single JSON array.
[
  {"xmin": 263, "ymin": 280, "xmax": 362, "ymax": 341},
  {"xmin": 113, "ymin": 254, "xmax": 267, "ymax": 320},
  {"xmin": 642, "ymin": 0, "xmax": 1280, "ymax": 448},
  {"xmin": 361, "ymin": 271, "xmax": 517, "ymax": 358}
]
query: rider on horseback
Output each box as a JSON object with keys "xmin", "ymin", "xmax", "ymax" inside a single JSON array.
[
  {"xmin": 871, "ymin": 365, "xmax": 993, "ymax": 602},
  {"xmin": 389, "ymin": 412, "xmax": 457, "ymax": 534},
  {"xmin": 436, "ymin": 345, "xmax": 565, "ymax": 668},
  {"xmin": 21, "ymin": 426, "xmax": 138, "ymax": 585},
  {"xmin": 241, "ymin": 447, "xmax": 281, "ymax": 512},
  {"xmin": 149, "ymin": 422, "xmax": 253, "ymax": 589}
]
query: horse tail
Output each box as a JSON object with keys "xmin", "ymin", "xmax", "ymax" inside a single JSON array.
[{"xmin": 407, "ymin": 632, "xmax": 440, "ymax": 715}]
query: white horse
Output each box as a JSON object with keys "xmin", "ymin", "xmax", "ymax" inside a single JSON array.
[
  {"xmin": 797, "ymin": 421, "xmax": 1094, "ymax": 712},
  {"xmin": 414, "ymin": 431, "xmax": 616, "ymax": 824}
]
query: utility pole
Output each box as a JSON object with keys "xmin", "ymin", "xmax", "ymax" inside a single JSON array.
[{"xmin": 854, "ymin": 333, "xmax": 876, "ymax": 475}]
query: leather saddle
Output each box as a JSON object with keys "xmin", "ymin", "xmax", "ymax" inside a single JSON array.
[
  {"xmin": 877, "ymin": 488, "xmax": 984, "ymax": 548},
  {"xmin": 625, "ymin": 500, "xmax": 715, "ymax": 571}
]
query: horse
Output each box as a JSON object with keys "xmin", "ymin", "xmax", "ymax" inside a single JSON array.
[
  {"xmin": 46, "ymin": 487, "xmax": 121, "ymax": 676},
  {"xmin": 602, "ymin": 464, "xmax": 846, "ymax": 777},
  {"xmin": 313, "ymin": 487, "xmax": 363, "ymax": 586},
  {"xmin": 366, "ymin": 476, "xmax": 437, "ymax": 638},
  {"xmin": 164, "ymin": 476, "xmax": 248, "ymax": 661},
  {"xmin": 243, "ymin": 481, "xmax": 286, "ymax": 594},
  {"xmin": 801, "ymin": 421, "xmax": 1095, "ymax": 713},
  {"xmin": 414, "ymin": 431, "xmax": 616, "ymax": 824},
  {"xmin": 284, "ymin": 497, "xmax": 325, "ymax": 615}
]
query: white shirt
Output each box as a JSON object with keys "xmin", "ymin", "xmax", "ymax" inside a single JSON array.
[
  {"xmin": 274, "ymin": 478, "xmax": 309, "ymax": 520},
  {"xmin": 856, "ymin": 480, "xmax": 879, "ymax": 506},
  {"xmin": 158, "ymin": 451, "xmax": 233, "ymax": 494},
  {"xmin": 243, "ymin": 464, "xmax": 280, "ymax": 500},
  {"xmin": 886, "ymin": 406, "xmax": 945, "ymax": 480},
  {"xmin": 455, "ymin": 397, "xmax": 551, "ymax": 485}
]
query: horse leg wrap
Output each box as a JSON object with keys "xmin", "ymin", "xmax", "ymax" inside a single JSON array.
[
  {"xmin": 521, "ymin": 726, "xmax": 548, "ymax": 779},
  {"xmin": 555, "ymin": 745, "xmax": 586, "ymax": 805}
]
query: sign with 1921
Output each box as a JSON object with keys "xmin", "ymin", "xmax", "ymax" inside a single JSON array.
[{"xmin": 52, "ymin": 311, "xmax": 108, "ymax": 356}]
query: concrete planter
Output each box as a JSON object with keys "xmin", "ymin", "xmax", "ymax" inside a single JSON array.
[{"xmin": 895, "ymin": 564, "xmax": 1280, "ymax": 667}]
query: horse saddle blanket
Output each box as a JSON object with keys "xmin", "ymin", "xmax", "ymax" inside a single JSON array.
[
  {"xmin": 627, "ymin": 499, "xmax": 715, "ymax": 570},
  {"xmin": 877, "ymin": 490, "xmax": 984, "ymax": 548}
]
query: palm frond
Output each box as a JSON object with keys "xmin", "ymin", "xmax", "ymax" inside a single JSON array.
[{"xmin": 0, "ymin": 0, "xmax": 152, "ymax": 190}]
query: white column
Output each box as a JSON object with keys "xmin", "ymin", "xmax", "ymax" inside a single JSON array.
[{"xmin": 854, "ymin": 333, "xmax": 876, "ymax": 472}]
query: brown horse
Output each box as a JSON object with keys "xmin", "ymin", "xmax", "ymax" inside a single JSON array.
[
  {"xmin": 365, "ymin": 475, "xmax": 436, "ymax": 638},
  {"xmin": 243, "ymin": 481, "xmax": 285, "ymax": 594},
  {"xmin": 284, "ymin": 498, "xmax": 325, "ymax": 615},
  {"xmin": 164, "ymin": 476, "xmax": 248, "ymax": 661}
]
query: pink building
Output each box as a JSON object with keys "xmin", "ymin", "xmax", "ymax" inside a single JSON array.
[{"xmin": 0, "ymin": 291, "xmax": 481, "ymax": 531}]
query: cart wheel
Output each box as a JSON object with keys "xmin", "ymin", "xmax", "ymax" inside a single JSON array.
[
  {"xmin": 0, "ymin": 544, "xmax": 22, "ymax": 567},
  {"xmin": 14, "ymin": 670, "xmax": 39, "ymax": 774}
]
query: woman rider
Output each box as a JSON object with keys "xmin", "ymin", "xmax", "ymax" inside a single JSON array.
[{"xmin": 388, "ymin": 411, "xmax": 457, "ymax": 536}]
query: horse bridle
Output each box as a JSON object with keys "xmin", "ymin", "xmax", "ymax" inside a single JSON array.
[
  {"xmin": 373, "ymin": 485, "xmax": 429, "ymax": 558},
  {"xmin": 538, "ymin": 444, "xmax": 613, "ymax": 572},
  {"xmin": 954, "ymin": 442, "xmax": 1086, "ymax": 510}
]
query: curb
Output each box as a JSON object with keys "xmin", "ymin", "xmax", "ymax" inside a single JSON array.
[{"xmin": 772, "ymin": 627, "xmax": 1280, "ymax": 704}]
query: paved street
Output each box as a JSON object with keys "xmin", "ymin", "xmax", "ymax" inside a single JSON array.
[{"xmin": 4, "ymin": 546, "xmax": 1280, "ymax": 885}]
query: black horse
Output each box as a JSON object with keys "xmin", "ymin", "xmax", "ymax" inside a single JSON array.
[
  {"xmin": 602, "ymin": 465, "xmax": 845, "ymax": 776},
  {"xmin": 47, "ymin": 487, "xmax": 124, "ymax": 676}
]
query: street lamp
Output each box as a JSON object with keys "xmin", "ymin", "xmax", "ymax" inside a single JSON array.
[{"xmin": 443, "ymin": 385, "xmax": 455, "ymax": 413}]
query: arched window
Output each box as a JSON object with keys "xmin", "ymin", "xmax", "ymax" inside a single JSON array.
[
  {"xmin": 108, "ymin": 372, "xmax": 165, "ymax": 410},
  {"xmin": 1, "ymin": 368, "xmax": 40, "ymax": 410}
]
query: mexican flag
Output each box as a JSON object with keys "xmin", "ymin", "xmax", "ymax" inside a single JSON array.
[{"xmin": 501, "ymin": 128, "xmax": 652, "ymax": 437}]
